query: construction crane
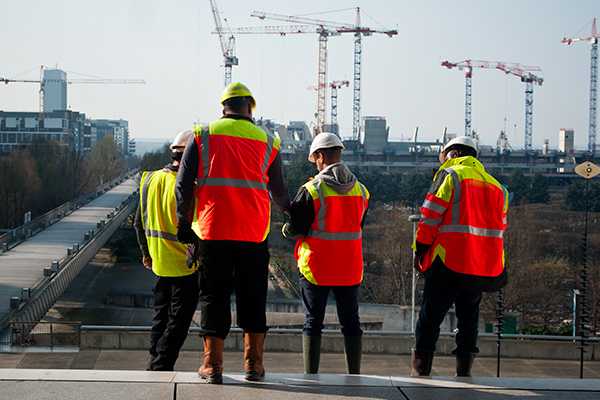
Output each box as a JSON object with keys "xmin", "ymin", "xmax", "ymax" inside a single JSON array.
[
  {"xmin": 441, "ymin": 60, "xmax": 543, "ymax": 152},
  {"xmin": 209, "ymin": 0, "xmax": 238, "ymax": 88},
  {"xmin": 251, "ymin": 8, "xmax": 397, "ymax": 137},
  {"xmin": 307, "ymin": 80, "xmax": 349, "ymax": 136},
  {"xmin": 1, "ymin": 66, "xmax": 145, "ymax": 118},
  {"xmin": 562, "ymin": 18, "xmax": 600, "ymax": 155}
]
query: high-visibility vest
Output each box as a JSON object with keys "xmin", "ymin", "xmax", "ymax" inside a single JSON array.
[
  {"xmin": 140, "ymin": 169, "xmax": 191, "ymax": 277},
  {"xmin": 295, "ymin": 178, "xmax": 369, "ymax": 286},
  {"xmin": 191, "ymin": 118, "xmax": 280, "ymax": 242},
  {"xmin": 414, "ymin": 156, "xmax": 509, "ymax": 277}
]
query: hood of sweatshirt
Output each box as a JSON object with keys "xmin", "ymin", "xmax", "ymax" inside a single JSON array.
[{"xmin": 314, "ymin": 162, "xmax": 357, "ymax": 195}]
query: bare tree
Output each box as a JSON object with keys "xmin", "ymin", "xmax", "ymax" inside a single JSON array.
[
  {"xmin": 0, "ymin": 149, "xmax": 42, "ymax": 229},
  {"xmin": 87, "ymin": 135, "xmax": 127, "ymax": 186}
]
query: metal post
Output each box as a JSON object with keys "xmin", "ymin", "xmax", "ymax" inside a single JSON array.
[
  {"xmin": 573, "ymin": 161, "xmax": 600, "ymax": 378},
  {"xmin": 408, "ymin": 214, "xmax": 421, "ymax": 330}
]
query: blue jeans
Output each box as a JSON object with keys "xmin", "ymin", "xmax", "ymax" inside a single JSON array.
[
  {"xmin": 414, "ymin": 275, "xmax": 482, "ymax": 353},
  {"xmin": 299, "ymin": 275, "xmax": 362, "ymax": 337}
]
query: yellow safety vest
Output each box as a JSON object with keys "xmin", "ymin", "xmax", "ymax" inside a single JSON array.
[{"xmin": 140, "ymin": 169, "xmax": 193, "ymax": 277}]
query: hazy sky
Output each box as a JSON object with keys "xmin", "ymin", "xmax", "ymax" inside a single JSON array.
[{"xmin": 1, "ymin": 1, "xmax": 599, "ymax": 150}]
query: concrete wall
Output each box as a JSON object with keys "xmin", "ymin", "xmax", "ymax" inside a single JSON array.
[{"xmin": 79, "ymin": 328, "xmax": 599, "ymax": 361}]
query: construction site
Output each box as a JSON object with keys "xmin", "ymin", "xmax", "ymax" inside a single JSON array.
[{"xmin": 1, "ymin": 7, "xmax": 599, "ymax": 179}]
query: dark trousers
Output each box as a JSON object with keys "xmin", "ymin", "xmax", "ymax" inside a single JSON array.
[
  {"xmin": 299, "ymin": 275, "xmax": 362, "ymax": 337},
  {"xmin": 196, "ymin": 239, "xmax": 270, "ymax": 340},
  {"xmin": 414, "ymin": 275, "xmax": 482, "ymax": 353},
  {"xmin": 149, "ymin": 273, "xmax": 199, "ymax": 371}
]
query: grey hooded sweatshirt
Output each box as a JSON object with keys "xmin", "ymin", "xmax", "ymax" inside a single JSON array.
[{"xmin": 282, "ymin": 163, "xmax": 367, "ymax": 239}]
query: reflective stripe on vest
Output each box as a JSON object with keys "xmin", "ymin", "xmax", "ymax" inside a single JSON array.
[
  {"xmin": 192, "ymin": 120, "xmax": 278, "ymax": 241},
  {"xmin": 140, "ymin": 169, "xmax": 191, "ymax": 277},
  {"xmin": 440, "ymin": 166, "xmax": 505, "ymax": 240},
  {"xmin": 297, "ymin": 177, "xmax": 369, "ymax": 286},
  {"xmin": 307, "ymin": 179, "xmax": 367, "ymax": 241},
  {"xmin": 140, "ymin": 171, "xmax": 181, "ymax": 242}
]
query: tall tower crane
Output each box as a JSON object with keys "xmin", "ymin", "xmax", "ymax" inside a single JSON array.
[
  {"xmin": 307, "ymin": 80, "xmax": 350, "ymax": 136},
  {"xmin": 251, "ymin": 8, "xmax": 397, "ymax": 137},
  {"xmin": 441, "ymin": 60, "xmax": 543, "ymax": 152},
  {"xmin": 562, "ymin": 18, "xmax": 600, "ymax": 155},
  {"xmin": 209, "ymin": 0, "xmax": 238, "ymax": 88},
  {"xmin": 1, "ymin": 66, "xmax": 145, "ymax": 118}
]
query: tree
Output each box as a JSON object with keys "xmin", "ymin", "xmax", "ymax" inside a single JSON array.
[
  {"xmin": 528, "ymin": 171, "xmax": 549, "ymax": 204},
  {"xmin": 508, "ymin": 168, "xmax": 529, "ymax": 205},
  {"xmin": 139, "ymin": 143, "xmax": 171, "ymax": 172},
  {"xmin": 87, "ymin": 135, "xmax": 127, "ymax": 186},
  {"xmin": 402, "ymin": 170, "xmax": 431, "ymax": 212},
  {"xmin": 0, "ymin": 149, "xmax": 42, "ymax": 229},
  {"xmin": 28, "ymin": 140, "xmax": 92, "ymax": 210}
]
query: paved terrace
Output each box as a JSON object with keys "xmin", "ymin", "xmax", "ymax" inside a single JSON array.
[{"xmin": 0, "ymin": 349, "xmax": 599, "ymax": 399}]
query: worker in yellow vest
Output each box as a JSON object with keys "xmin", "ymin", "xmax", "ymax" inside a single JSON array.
[
  {"xmin": 283, "ymin": 133, "xmax": 369, "ymax": 374},
  {"xmin": 134, "ymin": 130, "xmax": 199, "ymax": 371},
  {"xmin": 175, "ymin": 83, "xmax": 291, "ymax": 383}
]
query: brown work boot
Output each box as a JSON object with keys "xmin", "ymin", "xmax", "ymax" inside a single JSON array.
[
  {"xmin": 455, "ymin": 352, "xmax": 476, "ymax": 377},
  {"xmin": 198, "ymin": 336, "xmax": 224, "ymax": 384},
  {"xmin": 244, "ymin": 332, "xmax": 266, "ymax": 381},
  {"xmin": 411, "ymin": 349, "xmax": 434, "ymax": 376}
]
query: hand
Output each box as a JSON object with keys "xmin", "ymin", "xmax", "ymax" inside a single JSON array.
[
  {"xmin": 177, "ymin": 224, "xmax": 199, "ymax": 244},
  {"xmin": 413, "ymin": 254, "xmax": 424, "ymax": 273},
  {"xmin": 142, "ymin": 256, "xmax": 152, "ymax": 270}
]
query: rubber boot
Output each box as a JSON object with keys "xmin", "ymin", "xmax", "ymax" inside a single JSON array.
[
  {"xmin": 343, "ymin": 335, "xmax": 362, "ymax": 375},
  {"xmin": 411, "ymin": 349, "xmax": 434, "ymax": 376},
  {"xmin": 302, "ymin": 335, "xmax": 322, "ymax": 374},
  {"xmin": 244, "ymin": 332, "xmax": 266, "ymax": 381},
  {"xmin": 455, "ymin": 352, "xmax": 476, "ymax": 377},
  {"xmin": 198, "ymin": 336, "xmax": 223, "ymax": 384}
]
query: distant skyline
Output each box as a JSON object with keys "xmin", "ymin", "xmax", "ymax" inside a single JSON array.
[{"xmin": 1, "ymin": 1, "xmax": 599, "ymax": 150}]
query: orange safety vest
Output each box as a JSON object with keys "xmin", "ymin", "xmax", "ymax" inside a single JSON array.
[
  {"xmin": 191, "ymin": 119, "xmax": 280, "ymax": 242},
  {"xmin": 295, "ymin": 178, "xmax": 369, "ymax": 286},
  {"xmin": 414, "ymin": 156, "xmax": 509, "ymax": 277}
]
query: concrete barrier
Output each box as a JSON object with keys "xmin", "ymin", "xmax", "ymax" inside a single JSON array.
[{"xmin": 79, "ymin": 327, "xmax": 598, "ymax": 360}]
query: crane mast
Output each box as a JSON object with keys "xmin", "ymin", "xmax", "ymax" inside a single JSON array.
[
  {"xmin": 251, "ymin": 8, "xmax": 396, "ymax": 137},
  {"xmin": 209, "ymin": 0, "xmax": 238, "ymax": 88},
  {"xmin": 562, "ymin": 18, "xmax": 600, "ymax": 155},
  {"xmin": 442, "ymin": 60, "xmax": 543, "ymax": 152},
  {"xmin": 307, "ymin": 80, "xmax": 349, "ymax": 136}
]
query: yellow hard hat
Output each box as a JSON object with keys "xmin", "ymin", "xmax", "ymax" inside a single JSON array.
[{"xmin": 220, "ymin": 82, "xmax": 256, "ymax": 111}]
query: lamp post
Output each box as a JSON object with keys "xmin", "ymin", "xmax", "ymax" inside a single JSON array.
[
  {"xmin": 573, "ymin": 161, "xmax": 600, "ymax": 379},
  {"xmin": 408, "ymin": 214, "xmax": 421, "ymax": 330}
]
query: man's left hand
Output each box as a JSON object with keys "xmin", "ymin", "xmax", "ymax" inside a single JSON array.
[
  {"xmin": 142, "ymin": 256, "xmax": 152, "ymax": 270},
  {"xmin": 413, "ymin": 254, "xmax": 424, "ymax": 273}
]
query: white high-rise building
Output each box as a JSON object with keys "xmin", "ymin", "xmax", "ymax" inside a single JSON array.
[
  {"xmin": 43, "ymin": 69, "xmax": 68, "ymax": 113},
  {"xmin": 559, "ymin": 128, "xmax": 574, "ymax": 153}
]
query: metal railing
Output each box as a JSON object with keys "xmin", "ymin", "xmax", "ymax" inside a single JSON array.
[
  {"xmin": 0, "ymin": 169, "xmax": 139, "ymax": 251},
  {"xmin": 6, "ymin": 189, "xmax": 139, "ymax": 337},
  {"xmin": 9, "ymin": 321, "xmax": 81, "ymax": 347}
]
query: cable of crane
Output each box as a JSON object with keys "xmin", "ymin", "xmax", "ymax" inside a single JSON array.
[{"xmin": 9, "ymin": 67, "xmax": 40, "ymax": 80}]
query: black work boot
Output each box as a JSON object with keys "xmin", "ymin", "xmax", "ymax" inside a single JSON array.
[
  {"xmin": 343, "ymin": 335, "xmax": 362, "ymax": 375},
  {"xmin": 302, "ymin": 335, "xmax": 322, "ymax": 374},
  {"xmin": 411, "ymin": 349, "xmax": 434, "ymax": 376},
  {"xmin": 455, "ymin": 352, "xmax": 476, "ymax": 377}
]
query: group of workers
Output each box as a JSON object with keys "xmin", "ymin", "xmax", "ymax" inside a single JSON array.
[{"xmin": 134, "ymin": 82, "xmax": 509, "ymax": 383}]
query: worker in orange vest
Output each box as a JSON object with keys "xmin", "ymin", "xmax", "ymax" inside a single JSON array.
[
  {"xmin": 412, "ymin": 136, "xmax": 509, "ymax": 377},
  {"xmin": 283, "ymin": 133, "xmax": 369, "ymax": 374},
  {"xmin": 175, "ymin": 83, "xmax": 291, "ymax": 384},
  {"xmin": 134, "ymin": 129, "xmax": 199, "ymax": 371}
]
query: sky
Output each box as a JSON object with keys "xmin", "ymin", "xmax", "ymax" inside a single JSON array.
[{"xmin": 1, "ymin": 0, "xmax": 599, "ymax": 150}]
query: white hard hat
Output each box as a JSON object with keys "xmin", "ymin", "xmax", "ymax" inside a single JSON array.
[
  {"xmin": 308, "ymin": 133, "xmax": 345, "ymax": 162},
  {"xmin": 170, "ymin": 130, "xmax": 193, "ymax": 151},
  {"xmin": 439, "ymin": 136, "xmax": 478, "ymax": 163}
]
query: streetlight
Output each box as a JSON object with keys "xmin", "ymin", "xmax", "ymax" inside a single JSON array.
[{"xmin": 408, "ymin": 214, "xmax": 421, "ymax": 331}]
